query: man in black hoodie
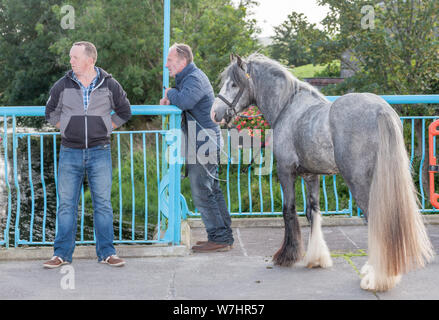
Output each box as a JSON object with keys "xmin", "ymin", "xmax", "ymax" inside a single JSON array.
[{"xmin": 43, "ymin": 42, "xmax": 131, "ymax": 268}]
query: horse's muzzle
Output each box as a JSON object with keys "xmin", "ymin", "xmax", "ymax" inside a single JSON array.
[{"xmin": 211, "ymin": 102, "xmax": 228, "ymax": 123}]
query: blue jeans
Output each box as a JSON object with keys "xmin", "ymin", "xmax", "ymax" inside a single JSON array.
[
  {"xmin": 187, "ymin": 163, "xmax": 234, "ymax": 245},
  {"xmin": 54, "ymin": 144, "xmax": 116, "ymax": 262}
]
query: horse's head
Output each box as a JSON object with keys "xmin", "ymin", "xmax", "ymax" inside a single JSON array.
[{"xmin": 211, "ymin": 54, "xmax": 254, "ymax": 125}]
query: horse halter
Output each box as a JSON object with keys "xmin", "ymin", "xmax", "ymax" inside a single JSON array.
[
  {"xmin": 216, "ymin": 86, "xmax": 245, "ymax": 118},
  {"xmin": 216, "ymin": 64, "xmax": 252, "ymax": 120}
]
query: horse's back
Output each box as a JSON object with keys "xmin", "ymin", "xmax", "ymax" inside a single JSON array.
[
  {"xmin": 329, "ymin": 92, "xmax": 399, "ymax": 148},
  {"xmin": 330, "ymin": 92, "xmax": 397, "ymax": 121},
  {"xmin": 329, "ymin": 92, "xmax": 398, "ymax": 147}
]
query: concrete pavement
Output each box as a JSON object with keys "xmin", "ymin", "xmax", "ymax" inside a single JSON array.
[{"xmin": 1, "ymin": 217, "xmax": 439, "ymax": 300}]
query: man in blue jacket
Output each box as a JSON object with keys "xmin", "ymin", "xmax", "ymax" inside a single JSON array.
[{"xmin": 160, "ymin": 43, "xmax": 234, "ymax": 252}]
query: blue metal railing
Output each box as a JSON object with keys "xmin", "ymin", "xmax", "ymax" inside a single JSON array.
[
  {"xmin": 181, "ymin": 95, "xmax": 439, "ymax": 219},
  {"xmin": 0, "ymin": 105, "xmax": 182, "ymax": 248}
]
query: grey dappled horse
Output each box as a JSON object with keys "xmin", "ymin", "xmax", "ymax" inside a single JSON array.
[{"xmin": 211, "ymin": 53, "xmax": 434, "ymax": 292}]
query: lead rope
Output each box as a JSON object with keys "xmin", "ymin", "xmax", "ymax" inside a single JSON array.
[{"xmin": 183, "ymin": 111, "xmax": 228, "ymax": 183}]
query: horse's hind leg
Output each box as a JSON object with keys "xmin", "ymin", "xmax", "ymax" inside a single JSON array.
[
  {"xmin": 273, "ymin": 168, "xmax": 303, "ymax": 266},
  {"xmin": 302, "ymin": 175, "xmax": 333, "ymax": 268}
]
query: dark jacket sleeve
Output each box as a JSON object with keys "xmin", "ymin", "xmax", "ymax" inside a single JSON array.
[
  {"xmin": 45, "ymin": 79, "xmax": 63, "ymax": 126},
  {"xmin": 108, "ymin": 78, "xmax": 132, "ymax": 128},
  {"xmin": 167, "ymin": 75, "xmax": 205, "ymax": 111}
]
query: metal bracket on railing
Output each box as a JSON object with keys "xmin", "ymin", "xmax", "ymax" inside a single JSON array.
[
  {"xmin": 428, "ymin": 119, "xmax": 439, "ymax": 209},
  {"xmin": 165, "ymin": 131, "xmax": 176, "ymax": 145}
]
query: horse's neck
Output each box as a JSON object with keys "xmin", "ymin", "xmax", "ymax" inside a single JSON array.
[
  {"xmin": 292, "ymin": 91, "xmax": 329, "ymax": 113},
  {"xmin": 255, "ymin": 84, "xmax": 328, "ymax": 127}
]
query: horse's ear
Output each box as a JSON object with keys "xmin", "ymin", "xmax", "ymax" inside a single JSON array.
[
  {"xmin": 230, "ymin": 53, "xmax": 235, "ymax": 62},
  {"xmin": 236, "ymin": 54, "xmax": 243, "ymax": 66},
  {"xmin": 235, "ymin": 54, "xmax": 247, "ymax": 71}
]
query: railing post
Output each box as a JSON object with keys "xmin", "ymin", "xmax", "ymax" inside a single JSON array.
[
  {"xmin": 161, "ymin": 0, "xmax": 172, "ymax": 182},
  {"xmin": 2, "ymin": 115, "xmax": 12, "ymax": 248},
  {"xmin": 163, "ymin": 0, "xmax": 170, "ymax": 94},
  {"xmin": 173, "ymin": 113, "xmax": 182, "ymax": 244},
  {"xmin": 162, "ymin": 113, "xmax": 182, "ymax": 244},
  {"xmin": 12, "ymin": 116, "xmax": 21, "ymax": 247}
]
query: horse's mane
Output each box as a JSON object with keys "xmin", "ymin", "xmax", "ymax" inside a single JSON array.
[{"xmin": 220, "ymin": 53, "xmax": 329, "ymax": 106}]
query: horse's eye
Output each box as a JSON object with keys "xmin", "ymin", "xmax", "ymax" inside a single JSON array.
[{"xmin": 231, "ymin": 83, "xmax": 238, "ymax": 88}]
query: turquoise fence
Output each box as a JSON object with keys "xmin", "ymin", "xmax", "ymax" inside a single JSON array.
[
  {"xmin": 0, "ymin": 106, "xmax": 182, "ymax": 248},
  {"xmin": 183, "ymin": 95, "xmax": 439, "ymax": 219}
]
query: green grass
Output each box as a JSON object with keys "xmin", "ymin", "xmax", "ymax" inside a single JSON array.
[
  {"xmin": 290, "ymin": 64, "xmax": 328, "ymax": 79},
  {"xmin": 290, "ymin": 60, "xmax": 341, "ymax": 80}
]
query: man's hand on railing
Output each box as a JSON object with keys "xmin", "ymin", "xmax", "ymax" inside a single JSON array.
[
  {"xmin": 160, "ymin": 97, "xmax": 170, "ymax": 105},
  {"xmin": 56, "ymin": 122, "xmax": 60, "ymax": 129}
]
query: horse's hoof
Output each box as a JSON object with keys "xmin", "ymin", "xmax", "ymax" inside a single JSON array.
[
  {"xmin": 360, "ymin": 262, "xmax": 401, "ymax": 292},
  {"xmin": 303, "ymin": 245, "xmax": 333, "ymax": 269},
  {"xmin": 305, "ymin": 256, "xmax": 333, "ymax": 269},
  {"xmin": 360, "ymin": 261, "xmax": 376, "ymax": 291},
  {"xmin": 306, "ymin": 262, "xmax": 319, "ymax": 269},
  {"xmin": 273, "ymin": 245, "xmax": 303, "ymax": 267},
  {"xmin": 319, "ymin": 255, "xmax": 333, "ymax": 268},
  {"xmin": 273, "ymin": 257, "xmax": 296, "ymax": 267}
]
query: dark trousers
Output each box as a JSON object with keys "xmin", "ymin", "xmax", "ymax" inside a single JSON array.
[{"xmin": 187, "ymin": 163, "xmax": 234, "ymax": 245}]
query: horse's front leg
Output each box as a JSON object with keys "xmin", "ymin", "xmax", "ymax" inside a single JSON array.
[
  {"xmin": 303, "ymin": 174, "xmax": 333, "ymax": 269},
  {"xmin": 273, "ymin": 167, "xmax": 303, "ymax": 267}
]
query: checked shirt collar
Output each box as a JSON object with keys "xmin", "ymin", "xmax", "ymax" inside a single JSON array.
[{"xmin": 72, "ymin": 66, "xmax": 100, "ymax": 111}]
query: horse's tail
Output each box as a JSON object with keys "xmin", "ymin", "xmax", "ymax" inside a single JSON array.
[{"xmin": 367, "ymin": 111, "xmax": 434, "ymax": 290}]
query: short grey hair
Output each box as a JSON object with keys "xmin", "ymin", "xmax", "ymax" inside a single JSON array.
[
  {"xmin": 170, "ymin": 43, "xmax": 193, "ymax": 64},
  {"xmin": 73, "ymin": 41, "xmax": 98, "ymax": 63}
]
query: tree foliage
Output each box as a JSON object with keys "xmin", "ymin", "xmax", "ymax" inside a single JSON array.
[
  {"xmin": 269, "ymin": 12, "xmax": 328, "ymax": 68},
  {"xmin": 0, "ymin": 0, "xmax": 66, "ymax": 106},
  {"xmin": 0, "ymin": 0, "xmax": 261, "ymax": 127},
  {"xmin": 316, "ymin": 0, "xmax": 438, "ymax": 107},
  {"xmin": 269, "ymin": 0, "xmax": 438, "ymax": 113},
  {"xmin": 171, "ymin": 0, "xmax": 261, "ymax": 88}
]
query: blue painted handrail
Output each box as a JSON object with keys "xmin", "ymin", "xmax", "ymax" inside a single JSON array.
[
  {"xmin": 3, "ymin": 94, "xmax": 438, "ymax": 116},
  {"xmin": 0, "ymin": 105, "xmax": 182, "ymax": 116},
  {"xmin": 327, "ymin": 95, "xmax": 439, "ymax": 104}
]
